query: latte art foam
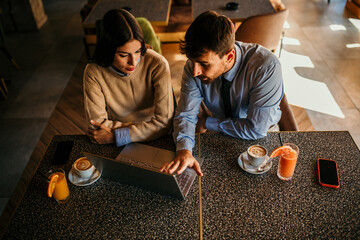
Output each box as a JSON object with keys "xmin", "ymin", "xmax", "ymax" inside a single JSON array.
[
  {"xmin": 75, "ymin": 158, "xmax": 92, "ymax": 170},
  {"xmin": 249, "ymin": 146, "xmax": 266, "ymax": 157}
]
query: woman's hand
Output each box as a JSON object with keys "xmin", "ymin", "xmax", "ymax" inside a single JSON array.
[{"xmin": 87, "ymin": 120, "xmax": 115, "ymax": 144}]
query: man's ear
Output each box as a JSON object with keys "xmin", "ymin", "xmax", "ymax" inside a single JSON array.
[{"xmin": 226, "ymin": 49, "xmax": 235, "ymax": 63}]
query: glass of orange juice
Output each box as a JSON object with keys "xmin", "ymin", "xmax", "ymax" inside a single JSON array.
[
  {"xmin": 277, "ymin": 143, "xmax": 299, "ymax": 181},
  {"xmin": 46, "ymin": 168, "xmax": 70, "ymax": 203}
]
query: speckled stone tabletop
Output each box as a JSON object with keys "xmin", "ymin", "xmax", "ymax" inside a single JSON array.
[
  {"xmin": 3, "ymin": 131, "xmax": 360, "ymax": 239},
  {"xmin": 199, "ymin": 131, "xmax": 360, "ymax": 239}
]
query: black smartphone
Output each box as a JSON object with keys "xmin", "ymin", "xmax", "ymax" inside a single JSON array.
[
  {"xmin": 51, "ymin": 141, "xmax": 74, "ymax": 165},
  {"xmin": 317, "ymin": 158, "xmax": 340, "ymax": 189}
]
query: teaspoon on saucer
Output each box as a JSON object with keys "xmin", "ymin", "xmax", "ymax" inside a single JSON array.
[{"xmin": 257, "ymin": 157, "xmax": 274, "ymax": 172}]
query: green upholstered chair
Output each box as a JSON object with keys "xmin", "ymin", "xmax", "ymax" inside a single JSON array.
[{"xmin": 136, "ymin": 17, "xmax": 162, "ymax": 55}]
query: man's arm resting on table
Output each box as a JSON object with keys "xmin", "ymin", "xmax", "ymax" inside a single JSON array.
[{"xmin": 205, "ymin": 114, "xmax": 273, "ymax": 140}]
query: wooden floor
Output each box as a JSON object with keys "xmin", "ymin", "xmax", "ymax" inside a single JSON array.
[{"xmin": 0, "ymin": 55, "xmax": 89, "ymax": 236}]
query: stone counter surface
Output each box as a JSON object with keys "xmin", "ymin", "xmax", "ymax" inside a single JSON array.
[
  {"xmin": 3, "ymin": 132, "xmax": 360, "ymax": 239},
  {"xmin": 3, "ymin": 134, "xmax": 200, "ymax": 239},
  {"xmin": 200, "ymin": 131, "xmax": 360, "ymax": 239}
]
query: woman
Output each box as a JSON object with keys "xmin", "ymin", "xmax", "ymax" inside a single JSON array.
[{"xmin": 83, "ymin": 9, "xmax": 174, "ymax": 147}]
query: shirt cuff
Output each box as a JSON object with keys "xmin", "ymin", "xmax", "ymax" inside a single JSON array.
[
  {"xmin": 114, "ymin": 128, "xmax": 131, "ymax": 147},
  {"xmin": 176, "ymin": 138, "xmax": 194, "ymax": 153},
  {"xmin": 206, "ymin": 117, "xmax": 220, "ymax": 132}
]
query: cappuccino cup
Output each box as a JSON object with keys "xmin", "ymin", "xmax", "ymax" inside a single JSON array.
[
  {"xmin": 246, "ymin": 145, "xmax": 268, "ymax": 167},
  {"xmin": 73, "ymin": 157, "xmax": 95, "ymax": 179}
]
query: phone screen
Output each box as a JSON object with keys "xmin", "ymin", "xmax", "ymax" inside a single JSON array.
[
  {"xmin": 51, "ymin": 141, "xmax": 74, "ymax": 165},
  {"xmin": 318, "ymin": 159, "xmax": 339, "ymax": 187}
]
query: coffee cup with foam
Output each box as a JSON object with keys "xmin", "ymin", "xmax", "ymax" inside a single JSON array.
[
  {"xmin": 73, "ymin": 157, "xmax": 95, "ymax": 179},
  {"xmin": 246, "ymin": 145, "xmax": 268, "ymax": 167}
]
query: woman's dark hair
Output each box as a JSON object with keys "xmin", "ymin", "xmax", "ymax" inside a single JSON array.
[
  {"xmin": 92, "ymin": 9, "xmax": 146, "ymax": 67},
  {"xmin": 180, "ymin": 11, "xmax": 235, "ymax": 59}
]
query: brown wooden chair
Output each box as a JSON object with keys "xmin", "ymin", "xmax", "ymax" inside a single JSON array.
[
  {"xmin": 235, "ymin": 9, "xmax": 289, "ymax": 56},
  {"xmin": 0, "ymin": 16, "xmax": 20, "ymax": 70},
  {"xmin": 0, "ymin": 77, "xmax": 8, "ymax": 100},
  {"xmin": 278, "ymin": 94, "xmax": 298, "ymax": 131}
]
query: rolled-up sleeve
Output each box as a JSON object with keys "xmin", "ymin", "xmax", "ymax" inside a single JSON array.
[{"xmin": 173, "ymin": 62, "xmax": 203, "ymax": 152}]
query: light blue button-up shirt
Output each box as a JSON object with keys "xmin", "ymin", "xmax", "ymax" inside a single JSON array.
[{"xmin": 173, "ymin": 42, "xmax": 284, "ymax": 152}]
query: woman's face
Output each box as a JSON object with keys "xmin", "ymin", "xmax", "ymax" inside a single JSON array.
[{"xmin": 113, "ymin": 39, "xmax": 142, "ymax": 74}]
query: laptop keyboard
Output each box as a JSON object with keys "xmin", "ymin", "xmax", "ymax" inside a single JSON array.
[
  {"xmin": 119, "ymin": 155, "xmax": 196, "ymax": 193},
  {"xmin": 175, "ymin": 170, "xmax": 193, "ymax": 192},
  {"xmin": 117, "ymin": 156, "xmax": 159, "ymax": 171}
]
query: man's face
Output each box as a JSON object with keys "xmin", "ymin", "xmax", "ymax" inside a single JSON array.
[{"xmin": 190, "ymin": 49, "xmax": 234, "ymax": 84}]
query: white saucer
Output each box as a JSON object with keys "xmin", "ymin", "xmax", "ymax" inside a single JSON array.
[
  {"xmin": 237, "ymin": 152, "xmax": 272, "ymax": 175},
  {"xmin": 68, "ymin": 167, "xmax": 101, "ymax": 186}
]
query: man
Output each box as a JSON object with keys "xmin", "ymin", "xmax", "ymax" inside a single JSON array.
[{"xmin": 160, "ymin": 11, "xmax": 284, "ymax": 176}]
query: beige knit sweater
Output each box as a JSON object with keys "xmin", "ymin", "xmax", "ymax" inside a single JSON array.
[{"xmin": 83, "ymin": 49, "xmax": 174, "ymax": 143}]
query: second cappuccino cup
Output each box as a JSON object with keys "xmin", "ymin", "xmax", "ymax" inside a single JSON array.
[
  {"xmin": 73, "ymin": 157, "xmax": 95, "ymax": 179},
  {"xmin": 247, "ymin": 145, "xmax": 268, "ymax": 167}
]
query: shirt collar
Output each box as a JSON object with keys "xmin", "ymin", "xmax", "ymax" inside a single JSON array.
[
  {"xmin": 109, "ymin": 65, "xmax": 129, "ymax": 77},
  {"xmin": 222, "ymin": 43, "xmax": 241, "ymax": 81},
  {"xmin": 108, "ymin": 57, "xmax": 141, "ymax": 77}
]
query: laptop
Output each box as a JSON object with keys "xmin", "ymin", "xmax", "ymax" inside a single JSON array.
[{"xmin": 83, "ymin": 143, "xmax": 203, "ymax": 200}]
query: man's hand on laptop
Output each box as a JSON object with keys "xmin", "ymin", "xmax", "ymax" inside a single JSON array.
[
  {"xmin": 160, "ymin": 150, "xmax": 203, "ymax": 176},
  {"xmin": 87, "ymin": 120, "xmax": 115, "ymax": 144}
]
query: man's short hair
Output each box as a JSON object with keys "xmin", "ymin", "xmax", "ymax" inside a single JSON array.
[
  {"xmin": 92, "ymin": 9, "xmax": 146, "ymax": 67},
  {"xmin": 180, "ymin": 11, "xmax": 235, "ymax": 59}
]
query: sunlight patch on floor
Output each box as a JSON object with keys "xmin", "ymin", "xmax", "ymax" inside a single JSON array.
[
  {"xmin": 283, "ymin": 37, "xmax": 300, "ymax": 46},
  {"xmin": 346, "ymin": 43, "xmax": 360, "ymax": 48},
  {"xmin": 279, "ymin": 49, "xmax": 345, "ymax": 118},
  {"xmin": 348, "ymin": 18, "xmax": 360, "ymax": 31},
  {"xmin": 283, "ymin": 20, "xmax": 290, "ymax": 29},
  {"xmin": 329, "ymin": 24, "xmax": 346, "ymax": 31},
  {"xmin": 173, "ymin": 52, "xmax": 187, "ymax": 61}
]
